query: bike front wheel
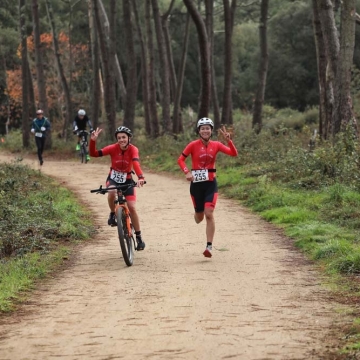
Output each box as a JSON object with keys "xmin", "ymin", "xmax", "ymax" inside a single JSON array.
[{"xmin": 117, "ymin": 208, "xmax": 134, "ymax": 266}]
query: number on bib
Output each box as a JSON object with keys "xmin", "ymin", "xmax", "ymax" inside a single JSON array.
[
  {"xmin": 110, "ymin": 169, "xmax": 127, "ymax": 183},
  {"xmin": 192, "ymin": 169, "xmax": 209, "ymax": 183}
]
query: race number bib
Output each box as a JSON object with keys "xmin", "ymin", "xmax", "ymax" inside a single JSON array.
[
  {"xmin": 192, "ymin": 169, "xmax": 209, "ymax": 183},
  {"xmin": 35, "ymin": 132, "xmax": 43, "ymax": 138},
  {"xmin": 110, "ymin": 169, "xmax": 127, "ymax": 183}
]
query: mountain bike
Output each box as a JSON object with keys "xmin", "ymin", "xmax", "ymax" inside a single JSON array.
[
  {"xmin": 78, "ymin": 130, "xmax": 89, "ymax": 164},
  {"xmin": 90, "ymin": 180, "xmax": 145, "ymax": 266}
]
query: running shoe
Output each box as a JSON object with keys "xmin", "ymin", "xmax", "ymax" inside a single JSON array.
[
  {"xmin": 76, "ymin": 144, "xmax": 80, "ymax": 151},
  {"xmin": 203, "ymin": 247, "xmax": 212, "ymax": 258},
  {"xmin": 108, "ymin": 213, "xmax": 117, "ymax": 226},
  {"xmin": 136, "ymin": 236, "xmax": 146, "ymax": 251},
  {"xmin": 86, "ymin": 155, "xmax": 90, "ymax": 161}
]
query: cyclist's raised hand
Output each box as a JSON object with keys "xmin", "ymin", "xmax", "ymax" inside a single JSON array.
[{"xmin": 91, "ymin": 127, "xmax": 102, "ymax": 141}]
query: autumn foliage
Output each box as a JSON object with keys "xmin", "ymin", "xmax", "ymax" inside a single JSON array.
[{"xmin": 2, "ymin": 32, "xmax": 90, "ymax": 130}]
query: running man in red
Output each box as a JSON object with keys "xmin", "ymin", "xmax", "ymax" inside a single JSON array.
[
  {"xmin": 90, "ymin": 126, "xmax": 146, "ymax": 250},
  {"xmin": 177, "ymin": 118, "xmax": 238, "ymax": 258}
]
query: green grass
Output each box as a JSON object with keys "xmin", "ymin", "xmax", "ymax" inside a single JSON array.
[
  {"xmin": 0, "ymin": 159, "xmax": 95, "ymax": 312},
  {"xmin": 0, "ymin": 248, "xmax": 69, "ymax": 312}
]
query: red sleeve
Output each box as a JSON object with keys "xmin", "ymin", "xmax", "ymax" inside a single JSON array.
[
  {"xmin": 177, "ymin": 142, "xmax": 193, "ymax": 174},
  {"xmin": 217, "ymin": 140, "xmax": 238, "ymax": 157},
  {"xmin": 89, "ymin": 140, "xmax": 115, "ymax": 157},
  {"xmin": 131, "ymin": 146, "xmax": 145, "ymax": 179},
  {"xmin": 89, "ymin": 139, "xmax": 99, "ymax": 157}
]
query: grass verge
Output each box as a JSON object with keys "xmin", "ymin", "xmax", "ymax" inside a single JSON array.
[{"xmin": 0, "ymin": 158, "xmax": 95, "ymax": 313}]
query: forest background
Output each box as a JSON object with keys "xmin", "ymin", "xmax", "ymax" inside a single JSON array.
[{"xmin": 3, "ymin": 0, "xmax": 360, "ymax": 356}]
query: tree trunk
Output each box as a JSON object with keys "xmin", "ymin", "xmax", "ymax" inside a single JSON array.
[
  {"xmin": 183, "ymin": 0, "xmax": 211, "ymax": 119},
  {"xmin": 317, "ymin": 0, "xmax": 339, "ymax": 137},
  {"xmin": 151, "ymin": 0, "xmax": 171, "ymax": 133},
  {"xmin": 88, "ymin": 0, "xmax": 100, "ymax": 128},
  {"xmin": 221, "ymin": 0, "xmax": 237, "ymax": 125},
  {"xmin": 332, "ymin": 0, "xmax": 357, "ymax": 136},
  {"xmin": 146, "ymin": 0, "xmax": 160, "ymax": 137},
  {"xmin": 20, "ymin": 0, "xmax": 30, "ymax": 148},
  {"xmin": 312, "ymin": 0, "xmax": 327, "ymax": 139},
  {"xmin": 98, "ymin": 0, "xmax": 126, "ymax": 108},
  {"xmin": 26, "ymin": 58, "xmax": 36, "ymax": 117},
  {"xmin": 31, "ymin": 0, "xmax": 49, "ymax": 115},
  {"xmin": 161, "ymin": 0, "xmax": 177, "ymax": 103},
  {"xmin": 205, "ymin": 0, "xmax": 220, "ymax": 129},
  {"xmin": 173, "ymin": 12, "xmax": 190, "ymax": 134},
  {"xmin": 133, "ymin": 0, "xmax": 151, "ymax": 135},
  {"xmin": 94, "ymin": 0, "xmax": 115, "ymax": 137},
  {"xmin": 123, "ymin": 0, "xmax": 137, "ymax": 131},
  {"xmin": 252, "ymin": 0, "xmax": 269, "ymax": 134},
  {"xmin": 108, "ymin": 0, "xmax": 117, "ymax": 130},
  {"xmin": 45, "ymin": 0, "xmax": 72, "ymax": 141}
]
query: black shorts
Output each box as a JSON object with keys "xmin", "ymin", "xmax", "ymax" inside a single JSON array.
[
  {"xmin": 190, "ymin": 179, "xmax": 218, "ymax": 213},
  {"xmin": 105, "ymin": 176, "xmax": 136, "ymax": 200}
]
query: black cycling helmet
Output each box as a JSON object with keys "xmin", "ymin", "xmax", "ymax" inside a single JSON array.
[{"xmin": 115, "ymin": 126, "xmax": 133, "ymax": 139}]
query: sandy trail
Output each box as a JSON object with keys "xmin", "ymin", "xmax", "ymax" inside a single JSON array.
[{"xmin": 0, "ymin": 154, "xmax": 345, "ymax": 359}]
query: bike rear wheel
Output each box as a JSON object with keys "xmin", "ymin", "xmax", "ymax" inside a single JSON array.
[
  {"xmin": 83, "ymin": 143, "xmax": 88, "ymax": 164},
  {"xmin": 117, "ymin": 208, "xmax": 134, "ymax": 266},
  {"xmin": 80, "ymin": 144, "xmax": 85, "ymax": 163}
]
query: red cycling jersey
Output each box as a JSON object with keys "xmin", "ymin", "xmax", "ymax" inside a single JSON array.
[
  {"xmin": 89, "ymin": 140, "xmax": 144, "ymax": 179},
  {"xmin": 177, "ymin": 139, "xmax": 238, "ymax": 181}
]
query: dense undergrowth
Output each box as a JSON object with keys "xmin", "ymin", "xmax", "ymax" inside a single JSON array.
[{"xmin": 0, "ymin": 159, "xmax": 95, "ymax": 311}]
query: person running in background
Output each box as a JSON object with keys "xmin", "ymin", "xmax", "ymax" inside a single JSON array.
[
  {"xmin": 89, "ymin": 126, "xmax": 146, "ymax": 251},
  {"xmin": 177, "ymin": 118, "xmax": 238, "ymax": 258},
  {"xmin": 30, "ymin": 109, "xmax": 51, "ymax": 166},
  {"xmin": 73, "ymin": 109, "xmax": 93, "ymax": 161}
]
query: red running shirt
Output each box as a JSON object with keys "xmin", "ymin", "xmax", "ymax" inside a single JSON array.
[
  {"xmin": 89, "ymin": 140, "xmax": 144, "ymax": 179},
  {"xmin": 177, "ymin": 139, "xmax": 238, "ymax": 181}
]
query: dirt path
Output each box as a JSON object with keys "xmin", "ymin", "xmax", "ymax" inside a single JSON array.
[{"xmin": 0, "ymin": 155, "xmax": 347, "ymax": 359}]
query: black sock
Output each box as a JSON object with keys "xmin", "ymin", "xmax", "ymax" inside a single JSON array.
[
  {"xmin": 135, "ymin": 231, "xmax": 141, "ymax": 237},
  {"xmin": 110, "ymin": 212, "xmax": 115, "ymax": 216},
  {"xmin": 207, "ymin": 242, "xmax": 212, "ymax": 247}
]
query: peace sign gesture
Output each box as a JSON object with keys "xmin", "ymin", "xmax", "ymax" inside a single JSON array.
[
  {"xmin": 218, "ymin": 126, "xmax": 231, "ymax": 141},
  {"xmin": 91, "ymin": 127, "xmax": 102, "ymax": 141}
]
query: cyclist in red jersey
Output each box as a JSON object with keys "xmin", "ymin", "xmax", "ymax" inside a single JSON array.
[
  {"xmin": 177, "ymin": 118, "xmax": 238, "ymax": 258},
  {"xmin": 89, "ymin": 126, "xmax": 146, "ymax": 250}
]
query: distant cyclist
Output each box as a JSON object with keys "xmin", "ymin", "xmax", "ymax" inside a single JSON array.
[
  {"xmin": 177, "ymin": 118, "xmax": 238, "ymax": 258},
  {"xmin": 73, "ymin": 109, "xmax": 93, "ymax": 161},
  {"xmin": 89, "ymin": 126, "xmax": 146, "ymax": 250},
  {"xmin": 30, "ymin": 109, "xmax": 51, "ymax": 166}
]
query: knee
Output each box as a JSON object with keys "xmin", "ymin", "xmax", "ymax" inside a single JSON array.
[
  {"xmin": 204, "ymin": 209, "xmax": 214, "ymax": 220},
  {"xmin": 127, "ymin": 202, "xmax": 136, "ymax": 213}
]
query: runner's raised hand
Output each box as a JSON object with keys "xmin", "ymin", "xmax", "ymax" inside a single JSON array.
[{"xmin": 218, "ymin": 126, "xmax": 231, "ymax": 141}]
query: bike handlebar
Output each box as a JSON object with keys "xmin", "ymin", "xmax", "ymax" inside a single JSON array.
[{"xmin": 90, "ymin": 181, "xmax": 146, "ymax": 194}]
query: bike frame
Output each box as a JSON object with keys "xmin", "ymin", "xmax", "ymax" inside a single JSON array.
[{"xmin": 115, "ymin": 189, "xmax": 133, "ymax": 237}]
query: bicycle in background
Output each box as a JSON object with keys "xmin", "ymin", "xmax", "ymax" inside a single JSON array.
[
  {"xmin": 90, "ymin": 180, "xmax": 145, "ymax": 266},
  {"xmin": 77, "ymin": 130, "xmax": 89, "ymax": 163}
]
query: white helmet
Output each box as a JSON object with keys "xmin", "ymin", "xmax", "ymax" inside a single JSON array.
[
  {"xmin": 197, "ymin": 117, "xmax": 214, "ymax": 130},
  {"xmin": 78, "ymin": 109, "xmax": 86, "ymax": 116}
]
